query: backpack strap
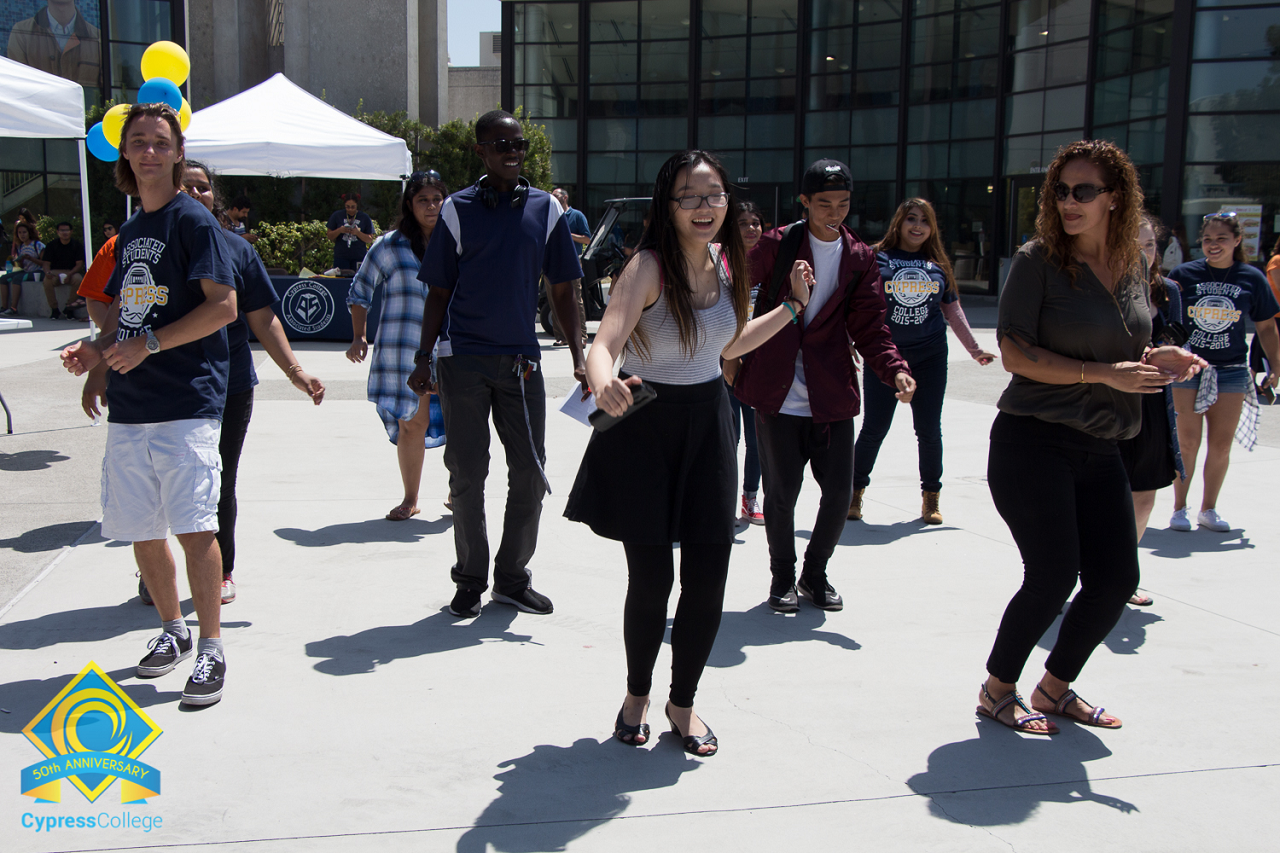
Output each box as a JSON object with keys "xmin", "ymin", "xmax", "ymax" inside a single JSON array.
[{"xmin": 753, "ymin": 221, "xmax": 808, "ymax": 316}]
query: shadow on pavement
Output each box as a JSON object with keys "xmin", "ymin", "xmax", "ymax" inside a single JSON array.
[
  {"xmin": 700, "ymin": 603, "xmax": 861, "ymax": 668},
  {"xmin": 305, "ymin": 607, "xmax": 532, "ymax": 675},
  {"xmin": 0, "ymin": 449, "xmax": 70, "ymax": 471},
  {"xmin": 1140, "ymin": 527, "xmax": 1254, "ymax": 559},
  {"xmin": 0, "ymin": 599, "xmax": 245, "ymax": 650},
  {"xmin": 275, "ymin": 515, "xmax": 453, "ymax": 547},
  {"xmin": 835, "ymin": 520, "xmax": 953, "ymax": 547},
  {"xmin": 0, "ymin": 667, "xmax": 183, "ymax": 733},
  {"xmin": 455, "ymin": 737, "xmax": 701, "ymax": 853},
  {"xmin": 1035, "ymin": 601, "xmax": 1162, "ymax": 656},
  {"xmin": 906, "ymin": 722, "xmax": 1136, "ymax": 826},
  {"xmin": 0, "ymin": 520, "xmax": 99, "ymax": 553}
]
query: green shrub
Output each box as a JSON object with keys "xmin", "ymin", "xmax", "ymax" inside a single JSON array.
[
  {"xmin": 35, "ymin": 215, "xmax": 84, "ymax": 246},
  {"xmin": 252, "ymin": 219, "xmax": 382, "ymax": 274}
]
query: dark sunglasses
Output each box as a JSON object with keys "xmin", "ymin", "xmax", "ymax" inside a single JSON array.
[
  {"xmin": 1050, "ymin": 182, "xmax": 1113, "ymax": 203},
  {"xmin": 1203, "ymin": 211, "xmax": 1237, "ymax": 222},
  {"xmin": 477, "ymin": 138, "xmax": 529, "ymax": 154},
  {"xmin": 409, "ymin": 169, "xmax": 442, "ymax": 183}
]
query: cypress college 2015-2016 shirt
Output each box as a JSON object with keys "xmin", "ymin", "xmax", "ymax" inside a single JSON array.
[
  {"xmin": 877, "ymin": 248, "xmax": 957, "ymax": 349},
  {"xmin": 104, "ymin": 192, "xmax": 235, "ymax": 424},
  {"xmin": 1169, "ymin": 259, "xmax": 1280, "ymax": 367}
]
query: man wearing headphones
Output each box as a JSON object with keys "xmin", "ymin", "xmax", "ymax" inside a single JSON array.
[{"xmin": 407, "ymin": 110, "xmax": 585, "ymax": 619}]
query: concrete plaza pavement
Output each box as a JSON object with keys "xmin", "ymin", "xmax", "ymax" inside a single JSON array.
[{"xmin": 1, "ymin": 310, "xmax": 1278, "ymax": 852}]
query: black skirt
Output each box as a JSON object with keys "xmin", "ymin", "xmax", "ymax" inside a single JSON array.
[
  {"xmin": 565, "ymin": 376, "xmax": 737, "ymax": 544},
  {"xmin": 1117, "ymin": 391, "xmax": 1177, "ymax": 492}
]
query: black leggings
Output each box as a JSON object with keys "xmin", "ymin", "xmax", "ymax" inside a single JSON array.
[
  {"xmin": 622, "ymin": 541, "xmax": 731, "ymax": 707},
  {"xmin": 985, "ymin": 413, "xmax": 1139, "ymax": 683},
  {"xmin": 216, "ymin": 388, "xmax": 255, "ymax": 577}
]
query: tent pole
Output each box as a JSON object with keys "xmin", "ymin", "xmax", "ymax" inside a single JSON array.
[{"xmin": 77, "ymin": 139, "xmax": 97, "ymax": 339}]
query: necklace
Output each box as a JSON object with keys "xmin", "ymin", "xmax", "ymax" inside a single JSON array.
[{"xmin": 1206, "ymin": 259, "xmax": 1233, "ymax": 284}]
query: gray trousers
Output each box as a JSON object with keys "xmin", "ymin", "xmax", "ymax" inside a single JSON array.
[{"xmin": 438, "ymin": 354, "xmax": 546, "ymax": 594}]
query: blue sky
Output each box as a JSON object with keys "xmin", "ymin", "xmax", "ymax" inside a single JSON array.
[{"xmin": 448, "ymin": 0, "xmax": 502, "ymax": 66}]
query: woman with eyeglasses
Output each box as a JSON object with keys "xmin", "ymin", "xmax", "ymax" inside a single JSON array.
[
  {"xmin": 566, "ymin": 151, "xmax": 807, "ymax": 755},
  {"xmin": 1166, "ymin": 213, "xmax": 1280, "ymax": 532},
  {"xmin": 346, "ymin": 171, "xmax": 451, "ymax": 521},
  {"xmin": 851, "ymin": 198, "xmax": 996, "ymax": 525},
  {"xmin": 976, "ymin": 140, "xmax": 1204, "ymax": 735}
]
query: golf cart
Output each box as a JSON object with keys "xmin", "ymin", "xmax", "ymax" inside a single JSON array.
[{"xmin": 538, "ymin": 197, "xmax": 651, "ymax": 335}]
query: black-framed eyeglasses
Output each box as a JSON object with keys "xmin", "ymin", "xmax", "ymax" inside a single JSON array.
[
  {"xmin": 476, "ymin": 138, "xmax": 529, "ymax": 154},
  {"xmin": 670, "ymin": 192, "xmax": 730, "ymax": 210},
  {"xmin": 1203, "ymin": 211, "xmax": 1238, "ymax": 222},
  {"xmin": 408, "ymin": 169, "xmax": 442, "ymax": 185},
  {"xmin": 1050, "ymin": 182, "xmax": 1113, "ymax": 204}
]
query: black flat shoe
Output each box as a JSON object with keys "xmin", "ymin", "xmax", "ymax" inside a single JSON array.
[
  {"xmin": 664, "ymin": 703, "xmax": 717, "ymax": 756},
  {"xmin": 614, "ymin": 702, "xmax": 650, "ymax": 746}
]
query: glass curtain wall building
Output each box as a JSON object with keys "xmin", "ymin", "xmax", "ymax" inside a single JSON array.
[{"xmin": 504, "ymin": 0, "xmax": 1280, "ymax": 291}]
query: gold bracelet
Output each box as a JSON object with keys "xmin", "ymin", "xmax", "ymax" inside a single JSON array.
[
  {"xmin": 1079, "ymin": 361, "xmax": 1087, "ymax": 384},
  {"xmin": 285, "ymin": 363, "xmax": 304, "ymax": 377}
]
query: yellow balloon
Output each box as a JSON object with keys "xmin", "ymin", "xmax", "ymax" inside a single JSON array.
[
  {"xmin": 140, "ymin": 41, "xmax": 190, "ymax": 86},
  {"xmin": 179, "ymin": 98, "xmax": 192, "ymax": 131},
  {"xmin": 101, "ymin": 103, "xmax": 131, "ymax": 148}
]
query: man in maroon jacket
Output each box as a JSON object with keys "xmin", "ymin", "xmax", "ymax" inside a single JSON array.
[{"xmin": 734, "ymin": 160, "xmax": 916, "ymax": 613}]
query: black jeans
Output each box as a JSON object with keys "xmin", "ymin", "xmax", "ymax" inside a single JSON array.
[
  {"xmin": 622, "ymin": 541, "xmax": 731, "ymax": 707},
  {"xmin": 438, "ymin": 354, "xmax": 546, "ymax": 595},
  {"xmin": 985, "ymin": 413, "xmax": 1139, "ymax": 683},
  {"xmin": 216, "ymin": 388, "xmax": 255, "ymax": 577},
  {"xmin": 756, "ymin": 411, "xmax": 854, "ymax": 590},
  {"xmin": 854, "ymin": 338, "xmax": 947, "ymax": 492}
]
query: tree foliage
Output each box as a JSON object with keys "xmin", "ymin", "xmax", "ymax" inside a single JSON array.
[{"xmin": 252, "ymin": 219, "xmax": 382, "ymax": 275}]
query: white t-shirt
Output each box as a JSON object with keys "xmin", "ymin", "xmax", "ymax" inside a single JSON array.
[{"xmin": 780, "ymin": 231, "xmax": 844, "ymax": 417}]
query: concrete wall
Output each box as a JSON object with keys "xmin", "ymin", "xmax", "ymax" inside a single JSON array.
[
  {"xmin": 188, "ymin": 0, "xmax": 272, "ymax": 110},
  {"xmin": 447, "ymin": 66, "xmax": 501, "ymax": 124}
]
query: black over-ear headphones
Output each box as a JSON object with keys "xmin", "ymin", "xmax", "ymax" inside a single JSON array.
[{"xmin": 476, "ymin": 175, "xmax": 529, "ymax": 210}]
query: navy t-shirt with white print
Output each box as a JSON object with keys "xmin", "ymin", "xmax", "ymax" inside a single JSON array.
[
  {"xmin": 419, "ymin": 184, "xmax": 583, "ymax": 361},
  {"xmin": 1168, "ymin": 259, "xmax": 1280, "ymax": 367},
  {"xmin": 877, "ymin": 248, "xmax": 957, "ymax": 350},
  {"xmin": 223, "ymin": 232, "xmax": 279, "ymax": 396},
  {"xmin": 104, "ymin": 192, "xmax": 235, "ymax": 424}
]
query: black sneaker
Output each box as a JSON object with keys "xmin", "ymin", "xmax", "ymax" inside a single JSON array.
[
  {"xmin": 50, "ymin": 309, "xmax": 60, "ymax": 320},
  {"xmin": 768, "ymin": 584, "xmax": 800, "ymax": 613},
  {"xmin": 798, "ymin": 577, "xmax": 844, "ymax": 611},
  {"xmin": 449, "ymin": 588, "xmax": 482, "ymax": 618},
  {"xmin": 181, "ymin": 650, "xmax": 225, "ymax": 706},
  {"xmin": 138, "ymin": 576, "xmax": 153, "ymax": 606},
  {"xmin": 491, "ymin": 587, "xmax": 554, "ymax": 614},
  {"xmin": 136, "ymin": 630, "xmax": 193, "ymax": 677}
]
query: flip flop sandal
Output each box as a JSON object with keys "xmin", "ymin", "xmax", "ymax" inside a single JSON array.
[
  {"xmin": 614, "ymin": 704, "xmax": 650, "ymax": 746},
  {"xmin": 976, "ymin": 683, "xmax": 1058, "ymax": 735},
  {"xmin": 385, "ymin": 505, "xmax": 420, "ymax": 521},
  {"xmin": 1129, "ymin": 592, "xmax": 1154, "ymax": 606},
  {"xmin": 1034, "ymin": 684, "xmax": 1122, "ymax": 728}
]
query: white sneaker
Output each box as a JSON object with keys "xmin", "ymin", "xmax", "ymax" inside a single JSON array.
[
  {"xmin": 1169, "ymin": 508, "xmax": 1192, "ymax": 531},
  {"xmin": 1197, "ymin": 509, "xmax": 1231, "ymax": 532}
]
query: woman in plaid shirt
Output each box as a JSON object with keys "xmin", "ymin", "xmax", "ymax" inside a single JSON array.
[{"xmin": 347, "ymin": 172, "xmax": 450, "ymax": 520}]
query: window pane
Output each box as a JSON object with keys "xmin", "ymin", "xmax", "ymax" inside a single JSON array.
[
  {"xmin": 1097, "ymin": 22, "xmax": 1172, "ymax": 77},
  {"xmin": 1099, "ymin": 0, "xmax": 1174, "ymax": 32},
  {"xmin": 588, "ymin": 118, "xmax": 637, "ymax": 150},
  {"xmin": 588, "ymin": 85, "xmax": 638, "ymax": 116},
  {"xmin": 861, "ymin": 0, "xmax": 905, "ymax": 23},
  {"xmin": 589, "ymin": 44, "xmax": 637, "ymax": 84},
  {"xmin": 110, "ymin": 0, "xmax": 173, "ymax": 43},
  {"xmin": 1045, "ymin": 41, "xmax": 1089, "ymax": 87},
  {"xmin": 1187, "ymin": 114, "xmax": 1280, "ymax": 162},
  {"xmin": 703, "ymin": 36, "xmax": 749, "ymax": 80},
  {"xmin": 810, "ymin": 27, "xmax": 854, "ymax": 74},
  {"xmin": 0, "ymin": 138, "xmax": 45, "ymax": 172},
  {"xmin": 699, "ymin": 115, "xmax": 746, "ymax": 148},
  {"xmin": 1011, "ymin": 48, "xmax": 1046, "ymax": 92},
  {"xmin": 46, "ymin": 139, "xmax": 79, "ymax": 173},
  {"xmin": 857, "ymin": 69, "xmax": 902, "ymax": 106},
  {"xmin": 908, "ymin": 103, "xmax": 951, "ymax": 141},
  {"xmin": 1189, "ymin": 61, "xmax": 1280, "ymax": 112},
  {"xmin": 813, "ymin": 0, "xmax": 857, "ymax": 28},
  {"xmin": 912, "ymin": 15, "xmax": 954, "ymax": 65},
  {"xmin": 950, "ymin": 139, "xmax": 995, "ymax": 178},
  {"xmin": 517, "ymin": 84, "xmax": 579, "ymax": 118},
  {"xmin": 514, "ymin": 43, "xmax": 578, "ymax": 87},
  {"xmin": 958, "ymin": 7, "xmax": 1001, "ymax": 58},
  {"xmin": 910, "ymin": 64, "xmax": 952, "ymax": 102},
  {"xmin": 1125, "ymin": 117, "xmax": 1166, "ymax": 165},
  {"xmin": 640, "ymin": 151, "xmax": 676, "ymax": 183},
  {"xmin": 744, "ymin": 148, "xmax": 796, "ymax": 182},
  {"xmin": 701, "ymin": 0, "xmax": 749, "ymax": 36},
  {"xmin": 955, "ymin": 58, "xmax": 999, "ymax": 98},
  {"xmin": 700, "ymin": 79, "xmax": 746, "ymax": 113},
  {"xmin": 639, "ymin": 84, "xmax": 688, "ymax": 115},
  {"xmin": 906, "ymin": 142, "xmax": 951, "ymax": 178},
  {"xmin": 1004, "ymin": 133, "xmax": 1045, "ymax": 173},
  {"xmin": 849, "ymin": 145, "xmax": 899, "ymax": 180},
  {"xmin": 858, "ymin": 22, "xmax": 902, "ymax": 70},
  {"xmin": 1042, "ymin": 85, "xmax": 1086, "ymax": 130},
  {"xmin": 110, "ymin": 42, "xmax": 148, "ymax": 97},
  {"xmin": 539, "ymin": 118, "xmax": 579, "ymax": 151},
  {"xmin": 640, "ymin": 41, "xmax": 688, "ymax": 83},
  {"xmin": 748, "ymin": 113, "xmax": 795, "ymax": 147},
  {"xmin": 809, "ymin": 72, "xmax": 855, "ymax": 110},
  {"xmin": 751, "ymin": 0, "xmax": 801, "ymax": 33},
  {"xmin": 915, "ymin": 0, "xmax": 956, "ymax": 15},
  {"xmin": 590, "ymin": 1, "xmax": 639, "ymax": 41},
  {"xmin": 515, "ymin": 3, "xmax": 579, "ymax": 44},
  {"xmin": 1009, "ymin": 0, "xmax": 1090, "ymax": 48},
  {"xmin": 588, "ymin": 152, "xmax": 638, "ymax": 183},
  {"xmin": 747, "ymin": 76, "xmax": 797, "ymax": 112},
  {"xmin": 550, "ymin": 152, "xmax": 578, "ymax": 184},
  {"xmin": 853, "ymin": 107, "xmax": 899, "ymax": 144},
  {"xmin": 638, "ymin": 116, "xmax": 688, "ymax": 149},
  {"xmin": 1193, "ymin": 10, "xmax": 1280, "ymax": 60},
  {"xmin": 641, "ymin": 0, "xmax": 691, "ymax": 39},
  {"xmin": 750, "ymin": 32, "xmax": 798, "ymax": 77},
  {"xmin": 953, "ymin": 98, "xmax": 997, "ymax": 138},
  {"xmin": 848, "ymin": 181, "xmax": 897, "ymax": 242},
  {"xmin": 807, "ymin": 110, "xmax": 853, "ymax": 146},
  {"xmin": 1007, "ymin": 92, "xmax": 1045, "ymax": 136}
]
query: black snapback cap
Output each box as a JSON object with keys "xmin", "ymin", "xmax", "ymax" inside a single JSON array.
[{"xmin": 801, "ymin": 159, "xmax": 853, "ymax": 196}]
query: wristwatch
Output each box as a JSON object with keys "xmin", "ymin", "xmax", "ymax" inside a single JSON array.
[
  {"xmin": 144, "ymin": 329, "xmax": 161, "ymax": 354},
  {"xmin": 413, "ymin": 349, "xmax": 432, "ymax": 365}
]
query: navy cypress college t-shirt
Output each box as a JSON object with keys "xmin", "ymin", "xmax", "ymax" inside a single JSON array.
[
  {"xmin": 877, "ymin": 248, "xmax": 957, "ymax": 349},
  {"xmin": 104, "ymin": 192, "xmax": 235, "ymax": 424},
  {"xmin": 1169, "ymin": 259, "xmax": 1280, "ymax": 366},
  {"xmin": 419, "ymin": 184, "xmax": 583, "ymax": 361},
  {"xmin": 223, "ymin": 232, "xmax": 279, "ymax": 396}
]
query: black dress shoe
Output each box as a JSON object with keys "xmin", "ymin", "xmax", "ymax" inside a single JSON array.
[
  {"xmin": 767, "ymin": 584, "xmax": 799, "ymax": 613},
  {"xmin": 798, "ymin": 576, "xmax": 843, "ymax": 611}
]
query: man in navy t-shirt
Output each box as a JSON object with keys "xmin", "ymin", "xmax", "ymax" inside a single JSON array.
[
  {"xmin": 551, "ymin": 186, "xmax": 591, "ymax": 345},
  {"xmin": 61, "ymin": 103, "xmax": 238, "ymax": 707},
  {"xmin": 326, "ymin": 196, "xmax": 375, "ymax": 271},
  {"xmin": 407, "ymin": 110, "xmax": 584, "ymax": 619}
]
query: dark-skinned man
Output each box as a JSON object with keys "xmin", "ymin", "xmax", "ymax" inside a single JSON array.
[{"xmin": 407, "ymin": 110, "xmax": 586, "ymax": 619}]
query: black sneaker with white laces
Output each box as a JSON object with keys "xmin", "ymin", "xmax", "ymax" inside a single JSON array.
[
  {"xmin": 798, "ymin": 576, "xmax": 844, "ymax": 611},
  {"xmin": 449, "ymin": 588, "xmax": 482, "ymax": 618},
  {"xmin": 181, "ymin": 650, "xmax": 225, "ymax": 706},
  {"xmin": 768, "ymin": 583, "xmax": 800, "ymax": 613},
  {"xmin": 136, "ymin": 631, "xmax": 193, "ymax": 677},
  {"xmin": 491, "ymin": 587, "xmax": 554, "ymax": 614}
]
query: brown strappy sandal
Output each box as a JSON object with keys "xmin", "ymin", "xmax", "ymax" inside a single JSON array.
[
  {"xmin": 1033, "ymin": 684, "xmax": 1122, "ymax": 729},
  {"xmin": 976, "ymin": 683, "xmax": 1059, "ymax": 735}
]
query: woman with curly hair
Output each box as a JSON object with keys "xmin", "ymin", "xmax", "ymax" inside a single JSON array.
[{"xmin": 976, "ymin": 140, "xmax": 1204, "ymax": 735}]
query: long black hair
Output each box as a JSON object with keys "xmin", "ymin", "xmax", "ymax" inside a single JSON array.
[
  {"xmin": 396, "ymin": 172, "xmax": 450, "ymax": 260},
  {"xmin": 628, "ymin": 150, "xmax": 749, "ymax": 358}
]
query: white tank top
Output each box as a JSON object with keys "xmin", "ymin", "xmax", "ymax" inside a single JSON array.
[{"xmin": 620, "ymin": 246, "xmax": 738, "ymax": 385}]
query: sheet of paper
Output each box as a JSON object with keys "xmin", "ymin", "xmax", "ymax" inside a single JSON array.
[{"xmin": 559, "ymin": 391, "xmax": 597, "ymax": 427}]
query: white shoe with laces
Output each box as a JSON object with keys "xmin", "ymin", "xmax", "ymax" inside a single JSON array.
[
  {"xmin": 1169, "ymin": 507, "xmax": 1192, "ymax": 531},
  {"xmin": 1197, "ymin": 508, "xmax": 1231, "ymax": 532}
]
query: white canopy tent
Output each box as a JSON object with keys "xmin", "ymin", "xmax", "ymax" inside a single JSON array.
[
  {"xmin": 183, "ymin": 74, "xmax": 413, "ymax": 181},
  {"xmin": 0, "ymin": 56, "xmax": 94, "ymax": 280}
]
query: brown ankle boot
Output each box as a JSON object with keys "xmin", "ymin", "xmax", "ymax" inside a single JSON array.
[
  {"xmin": 848, "ymin": 487, "xmax": 865, "ymax": 520},
  {"xmin": 921, "ymin": 491, "xmax": 942, "ymax": 524}
]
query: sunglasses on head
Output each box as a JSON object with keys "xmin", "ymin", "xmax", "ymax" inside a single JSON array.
[
  {"xmin": 1203, "ymin": 211, "xmax": 1238, "ymax": 222},
  {"xmin": 477, "ymin": 138, "xmax": 529, "ymax": 154},
  {"xmin": 1050, "ymin": 182, "xmax": 1113, "ymax": 204},
  {"xmin": 408, "ymin": 169, "xmax": 443, "ymax": 185}
]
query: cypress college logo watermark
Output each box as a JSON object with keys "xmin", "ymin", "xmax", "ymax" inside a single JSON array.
[{"xmin": 20, "ymin": 662, "xmax": 162, "ymax": 807}]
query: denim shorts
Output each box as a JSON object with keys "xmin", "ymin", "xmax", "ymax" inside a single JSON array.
[{"xmin": 1171, "ymin": 364, "xmax": 1252, "ymax": 393}]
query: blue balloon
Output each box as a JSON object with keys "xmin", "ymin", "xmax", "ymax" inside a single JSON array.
[
  {"xmin": 87, "ymin": 123, "xmax": 119, "ymax": 162},
  {"xmin": 136, "ymin": 77, "xmax": 183, "ymax": 111}
]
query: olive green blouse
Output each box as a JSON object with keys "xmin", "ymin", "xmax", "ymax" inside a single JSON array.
[{"xmin": 996, "ymin": 242, "xmax": 1152, "ymax": 441}]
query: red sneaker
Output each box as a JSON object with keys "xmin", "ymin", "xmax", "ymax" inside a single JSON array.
[{"xmin": 741, "ymin": 494, "xmax": 764, "ymax": 525}]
